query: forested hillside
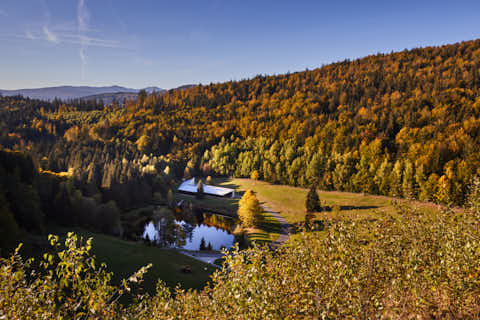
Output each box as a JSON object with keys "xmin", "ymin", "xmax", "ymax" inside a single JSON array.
[
  {"xmin": 0, "ymin": 147, "xmax": 142, "ymax": 256},
  {"xmin": 2, "ymin": 38, "xmax": 480, "ymax": 319},
  {"xmin": 2, "ymin": 39, "xmax": 480, "ymax": 210}
]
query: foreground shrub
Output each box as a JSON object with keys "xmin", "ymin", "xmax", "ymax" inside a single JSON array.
[
  {"xmin": 0, "ymin": 233, "xmax": 150, "ymax": 320},
  {"xmin": 2, "ymin": 204, "xmax": 480, "ymax": 319}
]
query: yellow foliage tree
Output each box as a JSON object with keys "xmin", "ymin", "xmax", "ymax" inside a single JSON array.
[
  {"xmin": 238, "ymin": 190, "xmax": 262, "ymax": 227},
  {"xmin": 135, "ymin": 134, "xmax": 151, "ymax": 153},
  {"xmin": 436, "ymin": 175, "xmax": 452, "ymax": 204}
]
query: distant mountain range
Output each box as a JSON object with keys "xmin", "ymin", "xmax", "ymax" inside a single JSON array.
[{"xmin": 0, "ymin": 85, "xmax": 165, "ymax": 101}]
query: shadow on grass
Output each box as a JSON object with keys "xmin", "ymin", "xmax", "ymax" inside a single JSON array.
[
  {"xmin": 259, "ymin": 219, "xmax": 283, "ymax": 234},
  {"xmin": 290, "ymin": 220, "xmax": 325, "ymax": 234},
  {"xmin": 248, "ymin": 232, "xmax": 271, "ymax": 240},
  {"xmin": 212, "ymin": 177, "xmax": 241, "ymax": 190},
  {"xmin": 248, "ymin": 232, "xmax": 272, "ymax": 244},
  {"xmin": 234, "ymin": 190, "xmax": 245, "ymax": 198},
  {"xmin": 322, "ymin": 205, "xmax": 379, "ymax": 211}
]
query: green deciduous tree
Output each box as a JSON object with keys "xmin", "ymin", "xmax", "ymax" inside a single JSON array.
[
  {"xmin": 390, "ymin": 160, "xmax": 403, "ymax": 197},
  {"xmin": 97, "ymin": 200, "xmax": 122, "ymax": 236},
  {"xmin": 415, "ymin": 164, "xmax": 428, "ymax": 201},
  {"xmin": 374, "ymin": 158, "xmax": 392, "ymax": 195},
  {"xmin": 402, "ymin": 160, "xmax": 415, "ymax": 199}
]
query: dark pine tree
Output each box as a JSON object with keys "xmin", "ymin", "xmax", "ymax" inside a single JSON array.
[
  {"xmin": 199, "ymin": 237, "xmax": 206, "ymax": 250},
  {"xmin": 306, "ymin": 184, "xmax": 320, "ymax": 213}
]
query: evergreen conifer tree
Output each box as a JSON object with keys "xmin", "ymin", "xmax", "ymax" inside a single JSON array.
[{"xmin": 306, "ymin": 184, "xmax": 320, "ymax": 212}]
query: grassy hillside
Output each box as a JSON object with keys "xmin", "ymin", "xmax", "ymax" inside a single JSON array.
[
  {"xmin": 52, "ymin": 228, "xmax": 216, "ymax": 294},
  {"xmin": 4, "ymin": 200, "xmax": 480, "ymax": 319},
  {"xmin": 218, "ymin": 178, "xmax": 444, "ymax": 224},
  {"xmin": 211, "ymin": 177, "xmax": 448, "ymax": 245}
]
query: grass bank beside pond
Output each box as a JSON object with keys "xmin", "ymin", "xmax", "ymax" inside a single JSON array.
[
  {"xmin": 174, "ymin": 192, "xmax": 239, "ymax": 217},
  {"xmin": 49, "ymin": 227, "xmax": 216, "ymax": 295},
  {"xmin": 174, "ymin": 180, "xmax": 283, "ymax": 246}
]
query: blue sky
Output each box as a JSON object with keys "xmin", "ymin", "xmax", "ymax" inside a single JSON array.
[{"xmin": 0, "ymin": 0, "xmax": 479, "ymax": 90}]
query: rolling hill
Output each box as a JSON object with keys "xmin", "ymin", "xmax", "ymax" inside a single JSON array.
[
  {"xmin": 0, "ymin": 85, "xmax": 163, "ymax": 101},
  {"xmin": 82, "ymin": 85, "xmax": 195, "ymax": 104}
]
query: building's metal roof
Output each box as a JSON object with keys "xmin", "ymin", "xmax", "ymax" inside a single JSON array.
[{"xmin": 178, "ymin": 178, "xmax": 234, "ymax": 196}]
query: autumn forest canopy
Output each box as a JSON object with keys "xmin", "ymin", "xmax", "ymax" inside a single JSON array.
[
  {"xmin": 2, "ymin": 38, "xmax": 480, "ymax": 318},
  {"xmin": 2, "ymin": 39, "xmax": 480, "ymax": 207}
]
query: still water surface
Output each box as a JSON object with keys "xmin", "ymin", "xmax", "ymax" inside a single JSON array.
[{"xmin": 142, "ymin": 214, "xmax": 235, "ymax": 251}]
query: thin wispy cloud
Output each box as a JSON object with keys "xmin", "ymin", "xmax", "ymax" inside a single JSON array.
[
  {"xmin": 43, "ymin": 26, "xmax": 59, "ymax": 43},
  {"xmin": 25, "ymin": 30, "xmax": 35, "ymax": 40},
  {"xmin": 0, "ymin": 0, "xmax": 128, "ymax": 83},
  {"xmin": 77, "ymin": 0, "xmax": 89, "ymax": 79},
  {"xmin": 14, "ymin": 29, "xmax": 123, "ymax": 48}
]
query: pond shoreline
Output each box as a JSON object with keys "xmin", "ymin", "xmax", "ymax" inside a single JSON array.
[
  {"xmin": 177, "ymin": 249, "xmax": 223, "ymax": 267},
  {"xmin": 180, "ymin": 203, "xmax": 237, "ymax": 218},
  {"xmin": 175, "ymin": 192, "xmax": 239, "ymax": 218},
  {"xmin": 142, "ymin": 208, "xmax": 237, "ymax": 251}
]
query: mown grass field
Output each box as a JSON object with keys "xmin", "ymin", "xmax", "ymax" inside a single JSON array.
[
  {"xmin": 215, "ymin": 178, "xmax": 444, "ymax": 224},
  {"xmin": 211, "ymin": 178, "xmax": 446, "ymax": 243},
  {"xmin": 50, "ymin": 227, "xmax": 216, "ymax": 295}
]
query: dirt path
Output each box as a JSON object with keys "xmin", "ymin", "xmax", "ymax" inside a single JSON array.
[
  {"xmin": 178, "ymin": 250, "xmax": 223, "ymax": 268},
  {"xmin": 261, "ymin": 204, "xmax": 291, "ymax": 247}
]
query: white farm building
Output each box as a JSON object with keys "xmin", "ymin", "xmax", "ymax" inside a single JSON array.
[{"xmin": 178, "ymin": 178, "xmax": 235, "ymax": 198}]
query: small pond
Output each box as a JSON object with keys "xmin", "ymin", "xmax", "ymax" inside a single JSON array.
[{"xmin": 142, "ymin": 212, "xmax": 237, "ymax": 251}]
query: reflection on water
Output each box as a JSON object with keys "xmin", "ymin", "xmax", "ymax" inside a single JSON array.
[{"xmin": 142, "ymin": 212, "xmax": 236, "ymax": 251}]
